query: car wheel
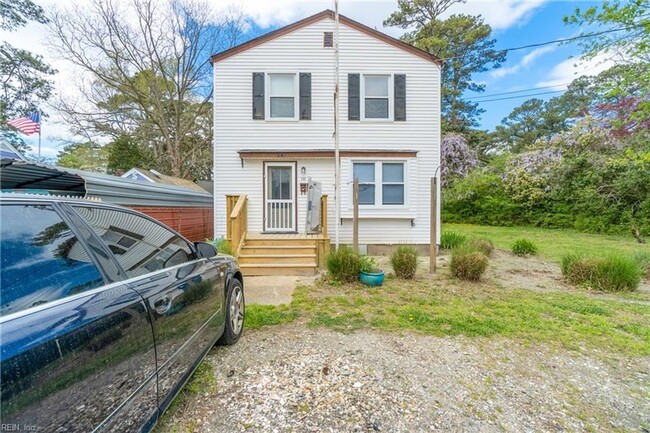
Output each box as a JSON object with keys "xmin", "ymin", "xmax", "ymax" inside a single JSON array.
[{"xmin": 218, "ymin": 278, "xmax": 244, "ymax": 345}]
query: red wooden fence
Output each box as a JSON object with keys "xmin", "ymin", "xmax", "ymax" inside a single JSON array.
[{"xmin": 130, "ymin": 206, "xmax": 213, "ymax": 242}]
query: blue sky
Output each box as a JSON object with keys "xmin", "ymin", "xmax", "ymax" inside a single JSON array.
[
  {"xmin": 4, "ymin": 0, "xmax": 612, "ymax": 159},
  {"xmin": 468, "ymin": 0, "xmax": 605, "ymax": 129}
]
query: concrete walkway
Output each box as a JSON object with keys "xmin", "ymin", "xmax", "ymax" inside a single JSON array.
[{"xmin": 243, "ymin": 275, "xmax": 317, "ymax": 305}]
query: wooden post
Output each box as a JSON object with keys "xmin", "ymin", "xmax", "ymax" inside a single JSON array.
[
  {"xmin": 430, "ymin": 177, "xmax": 437, "ymax": 273},
  {"xmin": 320, "ymin": 195, "xmax": 328, "ymax": 238},
  {"xmin": 353, "ymin": 178, "xmax": 359, "ymax": 253}
]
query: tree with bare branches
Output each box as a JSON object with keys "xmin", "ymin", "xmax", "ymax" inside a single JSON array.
[{"xmin": 48, "ymin": 0, "xmax": 247, "ymax": 179}]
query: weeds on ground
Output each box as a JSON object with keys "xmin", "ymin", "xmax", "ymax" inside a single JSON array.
[
  {"xmin": 440, "ymin": 231, "xmax": 467, "ymax": 249},
  {"xmin": 207, "ymin": 237, "xmax": 233, "ymax": 256},
  {"xmin": 561, "ymin": 254, "xmax": 642, "ymax": 292},
  {"xmin": 450, "ymin": 245, "xmax": 489, "ymax": 281},
  {"xmin": 391, "ymin": 246, "xmax": 418, "ymax": 279},
  {"xmin": 466, "ymin": 238, "xmax": 495, "ymax": 257},
  {"xmin": 290, "ymin": 271, "xmax": 650, "ymax": 356},
  {"xmin": 154, "ymin": 363, "xmax": 218, "ymax": 432},
  {"xmin": 511, "ymin": 239, "xmax": 538, "ymax": 256},
  {"xmin": 246, "ymin": 304, "xmax": 299, "ymax": 329}
]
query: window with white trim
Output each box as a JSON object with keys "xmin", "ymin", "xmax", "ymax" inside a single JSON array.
[
  {"xmin": 381, "ymin": 163, "xmax": 404, "ymax": 205},
  {"xmin": 352, "ymin": 161, "xmax": 405, "ymax": 206},
  {"xmin": 362, "ymin": 75, "xmax": 391, "ymax": 120},
  {"xmin": 268, "ymin": 73, "xmax": 297, "ymax": 119}
]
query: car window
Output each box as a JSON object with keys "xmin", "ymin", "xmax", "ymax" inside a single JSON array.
[
  {"xmin": 0, "ymin": 204, "xmax": 104, "ymax": 316},
  {"xmin": 73, "ymin": 206, "xmax": 196, "ymax": 279}
]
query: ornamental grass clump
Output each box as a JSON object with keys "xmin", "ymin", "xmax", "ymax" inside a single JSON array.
[
  {"xmin": 511, "ymin": 238, "xmax": 538, "ymax": 256},
  {"xmin": 390, "ymin": 245, "xmax": 418, "ymax": 279},
  {"xmin": 561, "ymin": 253, "xmax": 641, "ymax": 292},
  {"xmin": 208, "ymin": 237, "xmax": 233, "ymax": 256},
  {"xmin": 467, "ymin": 238, "xmax": 494, "ymax": 257},
  {"xmin": 326, "ymin": 247, "xmax": 361, "ymax": 283},
  {"xmin": 450, "ymin": 246, "xmax": 489, "ymax": 282},
  {"xmin": 440, "ymin": 231, "xmax": 466, "ymax": 249}
]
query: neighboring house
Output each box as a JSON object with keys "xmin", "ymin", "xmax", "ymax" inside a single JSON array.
[
  {"xmin": 121, "ymin": 167, "xmax": 207, "ymax": 193},
  {"xmin": 211, "ymin": 10, "xmax": 441, "ymax": 273}
]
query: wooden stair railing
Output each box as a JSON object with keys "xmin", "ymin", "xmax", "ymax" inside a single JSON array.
[{"xmin": 226, "ymin": 194, "xmax": 248, "ymax": 258}]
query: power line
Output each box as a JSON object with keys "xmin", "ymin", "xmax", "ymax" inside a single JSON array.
[
  {"xmin": 434, "ymin": 24, "xmax": 643, "ymax": 62},
  {"xmin": 471, "ymin": 83, "xmax": 571, "ymax": 100},
  {"xmin": 473, "ymin": 89, "xmax": 567, "ymax": 103}
]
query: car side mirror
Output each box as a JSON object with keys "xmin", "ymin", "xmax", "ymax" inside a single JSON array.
[{"xmin": 195, "ymin": 242, "xmax": 218, "ymax": 259}]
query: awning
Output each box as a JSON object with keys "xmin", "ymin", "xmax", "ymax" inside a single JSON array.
[
  {"xmin": 237, "ymin": 149, "xmax": 418, "ymax": 164},
  {"xmin": 0, "ymin": 159, "xmax": 213, "ymax": 207}
]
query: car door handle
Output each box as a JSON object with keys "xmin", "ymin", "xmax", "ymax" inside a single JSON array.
[{"xmin": 153, "ymin": 295, "xmax": 172, "ymax": 315}]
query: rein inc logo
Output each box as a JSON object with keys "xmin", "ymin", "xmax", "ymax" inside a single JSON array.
[{"xmin": 1, "ymin": 425, "xmax": 38, "ymax": 431}]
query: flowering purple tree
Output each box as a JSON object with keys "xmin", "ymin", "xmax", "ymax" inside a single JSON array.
[{"xmin": 440, "ymin": 133, "xmax": 480, "ymax": 187}]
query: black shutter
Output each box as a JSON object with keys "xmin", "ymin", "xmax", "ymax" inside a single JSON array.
[
  {"xmin": 252, "ymin": 72, "xmax": 265, "ymax": 120},
  {"xmin": 394, "ymin": 74, "xmax": 406, "ymax": 121},
  {"xmin": 348, "ymin": 73, "xmax": 360, "ymax": 121},
  {"xmin": 299, "ymin": 73, "xmax": 312, "ymax": 120}
]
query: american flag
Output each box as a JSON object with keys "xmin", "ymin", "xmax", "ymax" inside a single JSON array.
[{"xmin": 7, "ymin": 112, "xmax": 41, "ymax": 135}]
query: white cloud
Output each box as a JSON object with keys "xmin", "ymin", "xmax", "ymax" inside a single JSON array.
[
  {"xmin": 449, "ymin": 0, "xmax": 547, "ymax": 31},
  {"xmin": 3, "ymin": 0, "xmax": 549, "ymax": 148},
  {"xmin": 211, "ymin": 0, "xmax": 549, "ymax": 34},
  {"xmin": 491, "ymin": 45, "xmax": 556, "ymax": 79},
  {"xmin": 536, "ymin": 53, "xmax": 617, "ymax": 88}
]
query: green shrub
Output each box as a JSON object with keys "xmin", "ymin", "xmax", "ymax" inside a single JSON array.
[
  {"xmin": 511, "ymin": 238, "xmax": 538, "ymax": 256},
  {"xmin": 450, "ymin": 247, "xmax": 489, "ymax": 281},
  {"xmin": 561, "ymin": 254, "xmax": 642, "ymax": 292},
  {"xmin": 326, "ymin": 247, "xmax": 361, "ymax": 283},
  {"xmin": 359, "ymin": 255, "xmax": 379, "ymax": 273},
  {"xmin": 467, "ymin": 238, "xmax": 494, "ymax": 257},
  {"xmin": 207, "ymin": 237, "xmax": 233, "ymax": 256},
  {"xmin": 634, "ymin": 251, "xmax": 650, "ymax": 278},
  {"xmin": 440, "ymin": 231, "xmax": 467, "ymax": 249},
  {"xmin": 390, "ymin": 246, "xmax": 418, "ymax": 279}
]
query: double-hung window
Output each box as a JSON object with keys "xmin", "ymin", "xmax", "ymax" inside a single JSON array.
[
  {"xmin": 268, "ymin": 73, "xmax": 297, "ymax": 119},
  {"xmin": 382, "ymin": 163, "xmax": 405, "ymax": 205},
  {"xmin": 362, "ymin": 75, "xmax": 391, "ymax": 120},
  {"xmin": 352, "ymin": 161, "xmax": 405, "ymax": 206},
  {"xmin": 353, "ymin": 163, "xmax": 376, "ymax": 205}
]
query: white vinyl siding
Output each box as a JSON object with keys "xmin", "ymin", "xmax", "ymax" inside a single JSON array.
[{"xmin": 213, "ymin": 17, "xmax": 441, "ymax": 244}]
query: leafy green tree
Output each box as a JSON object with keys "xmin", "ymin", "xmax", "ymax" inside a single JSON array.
[
  {"xmin": 57, "ymin": 141, "xmax": 108, "ymax": 172},
  {"xmin": 494, "ymin": 99, "xmax": 547, "ymax": 152},
  {"xmin": 49, "ymin": 0, "xmax": 246, "ymax": 179},
  {"xmin": 0, "ymin": 0, "xmax": 56, "ymax": 152},
  {"xmin": 106, "ymin": 135, "xmax": 152, "ymax": 175},
  {"xmin": 565, "ymin": 0, "xmax": 650, "ymax": 121},
  {"xmin": 385, "ymin": 2, "xmax": 505, "ymax": 132}
]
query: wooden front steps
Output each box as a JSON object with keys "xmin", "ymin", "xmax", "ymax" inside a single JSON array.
[{"xmin": 237, "ymin": 233, "xmax": 328, "ymax": 276}]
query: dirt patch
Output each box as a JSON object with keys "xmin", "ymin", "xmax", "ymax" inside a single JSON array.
[{"xmin": 156, "ymin": 324, "xmax": 650, "ymax": 433}]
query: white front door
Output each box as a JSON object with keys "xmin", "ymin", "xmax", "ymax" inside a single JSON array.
[{"xmin": 264, "ymin": 162, "xmax": 296, "ymax": 232}]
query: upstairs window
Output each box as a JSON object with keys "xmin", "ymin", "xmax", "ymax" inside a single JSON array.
[
  {"xmin": 362, "ymin": 75, "xmax": 391, "ymax": 120},
  {"xmin": 268, "ymin": 74, "xmax": 297, "ymax": 119}
]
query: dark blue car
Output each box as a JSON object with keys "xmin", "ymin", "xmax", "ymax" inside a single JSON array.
[{"xmin": 0, "ymin": 194, "xmax": 245, "ymax": 432}]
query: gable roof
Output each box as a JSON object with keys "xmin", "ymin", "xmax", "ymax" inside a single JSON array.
[
  {"xmin": 122, "ymin": 168, "xmax": 207, "ymax": 192},
  {"xmin": 210, "ymin": 10, "xmax": 441, "ymax": 66}
]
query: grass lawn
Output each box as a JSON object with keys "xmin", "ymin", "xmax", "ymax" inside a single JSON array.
[
  {"xmin": 285, "ymin": 274, "xmax": 650, "ymax": 357},
  {"xmin": 443, "ymin": 223, "xmax": 650, "ymax": 263}
]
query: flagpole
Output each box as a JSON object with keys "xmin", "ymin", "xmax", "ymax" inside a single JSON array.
[{"xmin": 37, "ymin": 110, "xmax": 41, "ymax": 163}]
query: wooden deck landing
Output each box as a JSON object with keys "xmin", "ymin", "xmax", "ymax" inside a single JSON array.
[{"xmin": 237, "ymin": 232, "xmax": 330, "ymax": 276}]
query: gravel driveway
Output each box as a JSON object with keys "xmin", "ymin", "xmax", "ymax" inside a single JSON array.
[{"xmin": 157, "ymin": 323, "xmax": 649, "ymax": 433}]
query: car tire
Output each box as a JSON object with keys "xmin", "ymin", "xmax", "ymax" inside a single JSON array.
[{"xmin": 218, "ymin": 278, "xmax": 244, "ymax": 345}]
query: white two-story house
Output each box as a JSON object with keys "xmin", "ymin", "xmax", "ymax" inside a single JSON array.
[{"xmin": 211, "ymin": 10, "xmax": 441, "ymax": 275}]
